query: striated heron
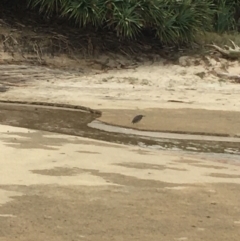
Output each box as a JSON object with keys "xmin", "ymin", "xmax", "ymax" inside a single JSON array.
[{"xmin": 132, "ymin": 114, "xmax": 145, "ymax": 124}]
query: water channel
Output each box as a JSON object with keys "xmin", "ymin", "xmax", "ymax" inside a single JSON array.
[{"xmin": 0, "ymin": 102, "xmax": 239, "ymax": 162}]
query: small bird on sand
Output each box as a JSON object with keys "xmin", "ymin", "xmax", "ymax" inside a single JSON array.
[{"xmin": 132, "ymin": 114, "xmax": 145, "ymax": 124}]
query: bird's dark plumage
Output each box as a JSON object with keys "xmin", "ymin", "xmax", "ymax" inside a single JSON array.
[{"xmin": 132, "ymin": 114, "xmax": 145, "ymax": 124}]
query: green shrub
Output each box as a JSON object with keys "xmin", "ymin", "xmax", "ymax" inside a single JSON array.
[
  {"xmin": 213, "ymin": 0, "xmax": 238, "ymax": 33},
  {"xmin": 1, "ymin": 0, "xmax": 240, "ymax": 45}
]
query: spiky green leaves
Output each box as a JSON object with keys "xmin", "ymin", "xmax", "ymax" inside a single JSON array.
[{"xmin": 25, "ymin": 0, "xmax": 238, "ymax": 45}]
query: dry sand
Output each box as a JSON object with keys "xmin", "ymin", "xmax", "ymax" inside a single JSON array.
[
  {"xmin": 1, "ymin": 125, "xmax": 240, "ymax": 187},
  {"xmin": 0, "ymin": 124, "xmax": 240, "ymax": 241},
  {"xmin": 0, "ymin": 55, "xmax": 240, "ymax": 113}
]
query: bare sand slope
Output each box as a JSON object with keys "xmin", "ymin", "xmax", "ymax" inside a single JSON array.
[
  {"xmin": 0, "ymin": 124, "xmax": 240, "ymax": 241},
  {"xmin": 0, "ymin": 58, "xmax": 240, "ymax": 112}
]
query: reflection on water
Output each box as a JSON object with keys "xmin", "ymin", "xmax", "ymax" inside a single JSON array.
[
  {"xmin": 89, "ymin": 120, "xmax": 240, "ymax": 142},
  {"xmin": 0, "ymin": 103, "xmax": 239, "ymax": 158},
  {"xmin": 89, "ymin": 120, "xmax": 240, "ymax": 156}
]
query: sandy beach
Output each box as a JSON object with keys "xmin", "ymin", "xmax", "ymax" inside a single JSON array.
[{"xmin": 0, "ymin": 50, "xmax": 240, "ymax": 240}]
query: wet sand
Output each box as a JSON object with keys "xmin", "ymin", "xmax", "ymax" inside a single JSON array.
[{"xmin": 98, "ymin": 108, "xmax": 240, "ymax": 137}]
